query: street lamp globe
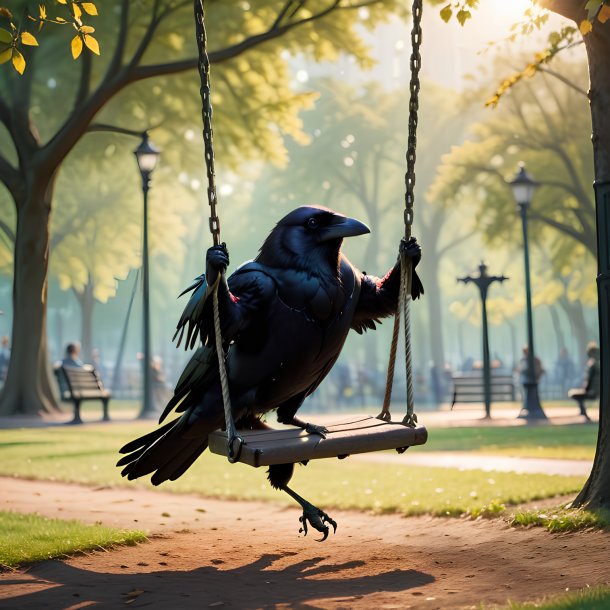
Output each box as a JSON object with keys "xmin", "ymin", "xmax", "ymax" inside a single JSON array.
[
  {"xmin": 134, "ymin": 132, "xmax": 161, "ymax": 177},
  {"xmin": 508, "ymin": 162, "xmax": 538, "ymax": 207}
]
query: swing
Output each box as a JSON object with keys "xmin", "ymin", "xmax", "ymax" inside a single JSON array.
[{"xmin": 192, "ymin": 0, "xmax": 428, "ymax": 466}]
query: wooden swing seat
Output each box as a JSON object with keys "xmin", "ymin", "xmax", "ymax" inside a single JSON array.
[{"xmin": 208, "ymin": 415, "xmax": 428, "ymax": 467}]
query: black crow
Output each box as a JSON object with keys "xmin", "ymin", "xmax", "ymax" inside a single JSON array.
[{"xmin": 118, "ymin": 205, "xmax": 422, "ymax": 540}]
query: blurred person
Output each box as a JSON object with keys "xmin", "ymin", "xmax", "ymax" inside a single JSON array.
[
  {"xmin": 554, "ymin": 347, "xmax": 576, "ymax": 394},
  {"xmin": 568, "ymin": 342, "xmax": 600, "ymax": 422},
  {"xmin": 0, "ymin": 335, "xmax": 10, "ymax": 382},
  {"xmin": 517, "ymin": 346, "xmax": 544, "ymax": 391},
  {"xmin": 62, "ymin": 342, "xmax": 84, "ymax": 368}
]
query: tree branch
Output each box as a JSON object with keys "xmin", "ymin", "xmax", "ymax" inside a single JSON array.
[
  {"xmin": 537, "ymin": 66, "xmax": 588, "ymax": 98},
  {"xmin": 106, "ymin": 0, "xmax": 130, "ymax": 76},
  {"xmin": 86, "ymin": 123, "xmax": 148, "ymax": 138},
  {"xmin": 74, "ymin": 50, "xmax": 92, "ymax": 109},
  {"xmin": 528, "ymin": 210, "xmax": 592, "ymax": 250},
  {"xmin": 0, "ymin": 218, "xmax": 15, "ymax": 244},
  {"xmin": 539, "ymin": 0, "xmax": 585, "ymax": 22}
]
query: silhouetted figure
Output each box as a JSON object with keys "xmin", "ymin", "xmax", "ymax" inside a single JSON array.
[
  {"xmin": 62, "ymin": 342, "xmax": 84, "ymax": 369},
  {"xmin": 568, "ymin": 342, "xmax": 600, "ymax": 421},
  {"xmin": 518, "ymin": 346, "xmax": 544, "ymax": 399}
]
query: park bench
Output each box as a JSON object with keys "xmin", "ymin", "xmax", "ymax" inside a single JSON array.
[
  {"xmin": 54, "ymin": 364, "xmax": 111, "ymax": 424},
  {"xmin": 451, "ymin": 372, "xmax": 515, "ymax": 405}
]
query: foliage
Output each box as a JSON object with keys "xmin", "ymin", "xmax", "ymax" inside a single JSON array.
[
  {"xmin": 511, "ymin": 506, "xmax": 610, "ymax": 532},
  {"xmin": 430, "ymin": 56, "xmax": 596, "ymax": 316},
  {"xmin": 0, "ymin": 1, "xmax": 99, "ymax": 73},
  {"xmin": 0, "ymin": 423, "xmax": 586, "ymax": 518},
  {"xmin": 0, "ymin": 510, "xmax": 146, "ymax": 568}
]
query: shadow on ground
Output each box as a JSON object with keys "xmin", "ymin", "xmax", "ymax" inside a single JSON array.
[{"xmin": 2, "ymin": 552, "xmax": 434, "ymax": 609}]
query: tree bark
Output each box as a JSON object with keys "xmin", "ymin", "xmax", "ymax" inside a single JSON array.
[
  {"xmin": 74, "ymin": 277, "xmax": 95, "ymax": 363},
  {"xmin": 0, "ymin": 179, "xmax": 60, "ymax": 415},
  {"xmin": 572, "ymin": 14, "xmax": 610, "ymax": 510}
]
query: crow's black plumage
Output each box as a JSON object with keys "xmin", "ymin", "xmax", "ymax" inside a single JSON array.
[{"xmin": 118, "ymin": 205, "xmax": 422, "ymax": 539}]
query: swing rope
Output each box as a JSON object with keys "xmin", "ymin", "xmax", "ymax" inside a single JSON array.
[
  {"xmin": 378, "ymin": 0, "xmax": 423, "ymax": 430},
  {"xmin": 194, "ymin": 0, "xmax": 242, "ymax": 461}
]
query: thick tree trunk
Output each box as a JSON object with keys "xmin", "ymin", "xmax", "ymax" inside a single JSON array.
[
  {"xmin": 0, "ymin": 181, "xmax": 60, "ymax": 415},
  {"xmin": 563, "ymin": 6, "xmax": 610, "ymax": 509},
  {"xmin": 75, "ymin": 278, "xmax": 95, "ymax": 363}
]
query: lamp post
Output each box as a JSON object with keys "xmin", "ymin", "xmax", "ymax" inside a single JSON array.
[
  {"xmin": 508, "ymin": 162, "xmax": 547, "ymax": 420},
  {"xmin": 134, "ymin": 133, "xmax": 160, "ymax": 418},
  {"xmin": 458, "ymin": 262, "xmax": 508, "ymax": 418}
]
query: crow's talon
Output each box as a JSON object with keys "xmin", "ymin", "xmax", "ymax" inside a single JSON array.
[
  {"xmin": 305, "ymin": 423, "xmax": 328, "ymax": 439},
  {"xmin": 299, "ymin": 503, "xmax": 337, "ymax": 542}
]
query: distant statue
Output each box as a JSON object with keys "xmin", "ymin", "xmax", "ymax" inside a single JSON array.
[{"xmin": 568, "ymin": 342, "xmax": 600, "ymax": 422}]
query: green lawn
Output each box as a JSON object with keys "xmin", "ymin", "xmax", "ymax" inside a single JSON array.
[
  {"xmin": 0, "ymin": 511, "xmax": 146, "ymax": 569},
  {"xmin": 423, "ymin": 424, "xmax": 597, "ymax": 460},
  {"xmin": 0, "ymin": 423, "xmax": 585, "ymax": 518},
  {"xmin": 500, "ymin": 585, "xmax": 610, "ymax": 610}
]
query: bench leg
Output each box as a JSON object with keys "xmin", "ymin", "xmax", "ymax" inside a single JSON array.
[
  {"xmin": 102, "ymin": 399, "xmax": 110, "ymax": 422},
  {"xmin": 71, "ymin": 400, "xmax": 83, "ymax": 425}
]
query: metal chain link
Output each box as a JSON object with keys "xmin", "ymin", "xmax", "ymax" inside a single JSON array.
[
  {"xmin": 194, "ymin": 0, "xmax": 221, "ymax": 247},
  {"xmin": 404, "ymin": 0, "xmax": 423, "ymax": 240},
  {"xmin": 378, "ymin": 0, "xmax": 422, "ymax": 430}
]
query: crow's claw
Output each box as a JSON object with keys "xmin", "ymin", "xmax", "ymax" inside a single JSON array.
[
  {"xmin": 298, "ymin": 503, "xmax": 337, "ymax": 542},
  {"xmin": 305, "ymin": 423, "xmax": 328, "ymax": 439}
]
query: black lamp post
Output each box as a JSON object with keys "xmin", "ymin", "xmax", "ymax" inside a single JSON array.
[
  {"xmin": 508, "ymin": 162, "xmax": 547, "ymax": 420},
  {"xmin": 134, "ymin": 132, "xmax": 160, "ymax": 418},
  {"xmin": 458, "ymin": 262, "xmax": 508, "ymax": 418}
]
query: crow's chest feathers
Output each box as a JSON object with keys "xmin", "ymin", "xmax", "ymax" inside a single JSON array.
[{"xmin": 276, "ymin": 271, "xmax": 345, "ymax": 324}]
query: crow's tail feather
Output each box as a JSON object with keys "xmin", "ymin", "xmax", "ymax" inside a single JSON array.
[{"xmin": 117, "ymin": 415, "xmax": 209, "ymax": 485}]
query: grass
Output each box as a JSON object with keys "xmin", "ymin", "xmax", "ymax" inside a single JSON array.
[
  {"xmin": 422, "ymin": 424, "xmax": 597, "ymax": 461},
  {"xmin": 0, "ymin": 511, "xmax": 146, "ymax": 569},
  {"xmin": 497, "ymin": 585, "xmax": 610, "ymax": 609},
  {"xmin": 511, "ymin": 506, "xmax": 610, "ymax": 532},
  {"xmin": 0, "ymin": 423, "xmax": 586, "ymax": 518}
]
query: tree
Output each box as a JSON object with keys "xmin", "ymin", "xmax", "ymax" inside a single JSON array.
[
  {"xmin": 537, "ymin": 0, "xmax": 610, "ymax": 512},
  {"xmin": 0, "ymin": 0, "xmax": 402, "ymax": 415}
]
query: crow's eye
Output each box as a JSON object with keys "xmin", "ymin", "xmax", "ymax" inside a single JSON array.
[{"xmin": 306, "ymin": 217, "xmax": 319, "ymax": 230}]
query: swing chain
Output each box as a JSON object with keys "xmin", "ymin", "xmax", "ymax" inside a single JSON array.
[
  {"xmin": 404, "ymin": 0, "xmax": 423, "ymax": 240},
  {"xmin": 194, "ymin": 0, "xmax": 221, "ymax": 247}
]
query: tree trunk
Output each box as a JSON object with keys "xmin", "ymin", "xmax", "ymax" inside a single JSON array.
[
  {"xmin": 0, "ymin": 180, "xmax": 60, "ymax": 415},
  {"xmin": 558, "ymin": 296, "xmax": 589, "ymax": 364},
  {"xmin": 75, "ymin": 277, "xmax": 95, "ymax": 363},
  {"xmin": 572, "ymin": 17, "xmax": 610, "ymax": 510}
]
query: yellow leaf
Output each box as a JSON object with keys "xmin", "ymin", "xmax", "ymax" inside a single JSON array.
[
  {"xmin": 579, "ymin": 19, "xmax": 593, "ymax": 35},
  {"xmin": 439, "ymin": 5, "xmax": 452, "ymax": 22},
  {"xmin": 0, "ymin": 7, "xmax": 13, "ymax": 20},
  {"xmin": 72, "ymin": 4, "xmax": 82, "ymax": 19},
  {"xmin": 11, "ymin": 48, "xmax": 25, "ymax": 74},
  {"xmin": 0, "ymin": 27, "xmax": 12, "ymax": 44},
  {"xmin": 80, "ymin": 25, "xmax": 95, "ymax": 33},
  {"xmin": 598, "ymin": 4, "xmax": 610, "ymax": 22},
  {"xmin": 20, "ymin": 31, "xmax": 38, "ymax": 46},
  {"xmin": 83, "ymin": 34, "xmax": 99, "ymax": 55},
  {"xmin": 57, "ymin": 0, "xmax": 66, "ymax": 3},
  {"xmin": 81, "ymin": 3, "xmax": 98, "ymax": 16},
  {"xmin": 0, "ymin": 47, "xmax": 11, "ymax": 64},
  {"xmin": 39, "ymin": 4, "xmax": 46, "ymax": 20},
  {"xmin": 71, "ymin": 34, "xmax": 82, "ymax": 59}
]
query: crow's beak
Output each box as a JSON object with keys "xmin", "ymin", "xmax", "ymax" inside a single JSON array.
[{"xmin": 319, "ymin": 215, "xmax": 370, "ymax": 242}]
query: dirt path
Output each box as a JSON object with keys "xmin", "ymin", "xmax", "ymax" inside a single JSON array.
[{"xmin": 1, "ymin": 477, "xmax": 609, "ymax": 609}]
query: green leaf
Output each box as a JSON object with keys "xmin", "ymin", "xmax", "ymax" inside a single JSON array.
[
  {"xmin": 439, "ymin": 5, "xmax": 452, "ymax": 23},
  {"xmin": 0, "ymin": 46, "xmax": 11, "ymax": 64},
  {"xmin": 456, "ymin": 9, "xmax": 471, "ymax": 26},
  {"xmin": 0, "ymin": 27, "xmax": 12, "ymax": 43}
]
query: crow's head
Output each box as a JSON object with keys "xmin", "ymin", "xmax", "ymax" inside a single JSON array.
[{"xmin": 256, "ymin": 206, "xmax": 370, "ymax": 273}]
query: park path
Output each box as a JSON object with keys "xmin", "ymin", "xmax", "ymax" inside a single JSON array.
[{"xmin": 1, "ymin": 477, "xmax": 610, "ymax": 609}]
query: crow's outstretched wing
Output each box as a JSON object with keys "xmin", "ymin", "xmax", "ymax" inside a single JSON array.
[
  {"xmin": 162, "ymin": 265, "xmax": 276, "ymax": 423},
  {"xmin": 351, "ymin": 267, "xmax": 423, "ymax": 334}
]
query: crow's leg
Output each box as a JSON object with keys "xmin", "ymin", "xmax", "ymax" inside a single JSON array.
[
  {"xmin": 282, "ymin": 484, "xmax": 337, "ymax": 541},
  {"xmin": 291, "ymin": 416, "xmax": 329, "ymax": 439},
  {"xmin": 276, "ymin": 396, "xmax": 329, "ymax": 439},
  {"xmin": 268, "ymin": 463, "xmax": 337, "ymax": 541}
]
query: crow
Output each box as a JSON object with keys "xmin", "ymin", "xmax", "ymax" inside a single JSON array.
[{"xmin": 118, "ymin": 205, "xmax": 422, "ymax": 540}]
